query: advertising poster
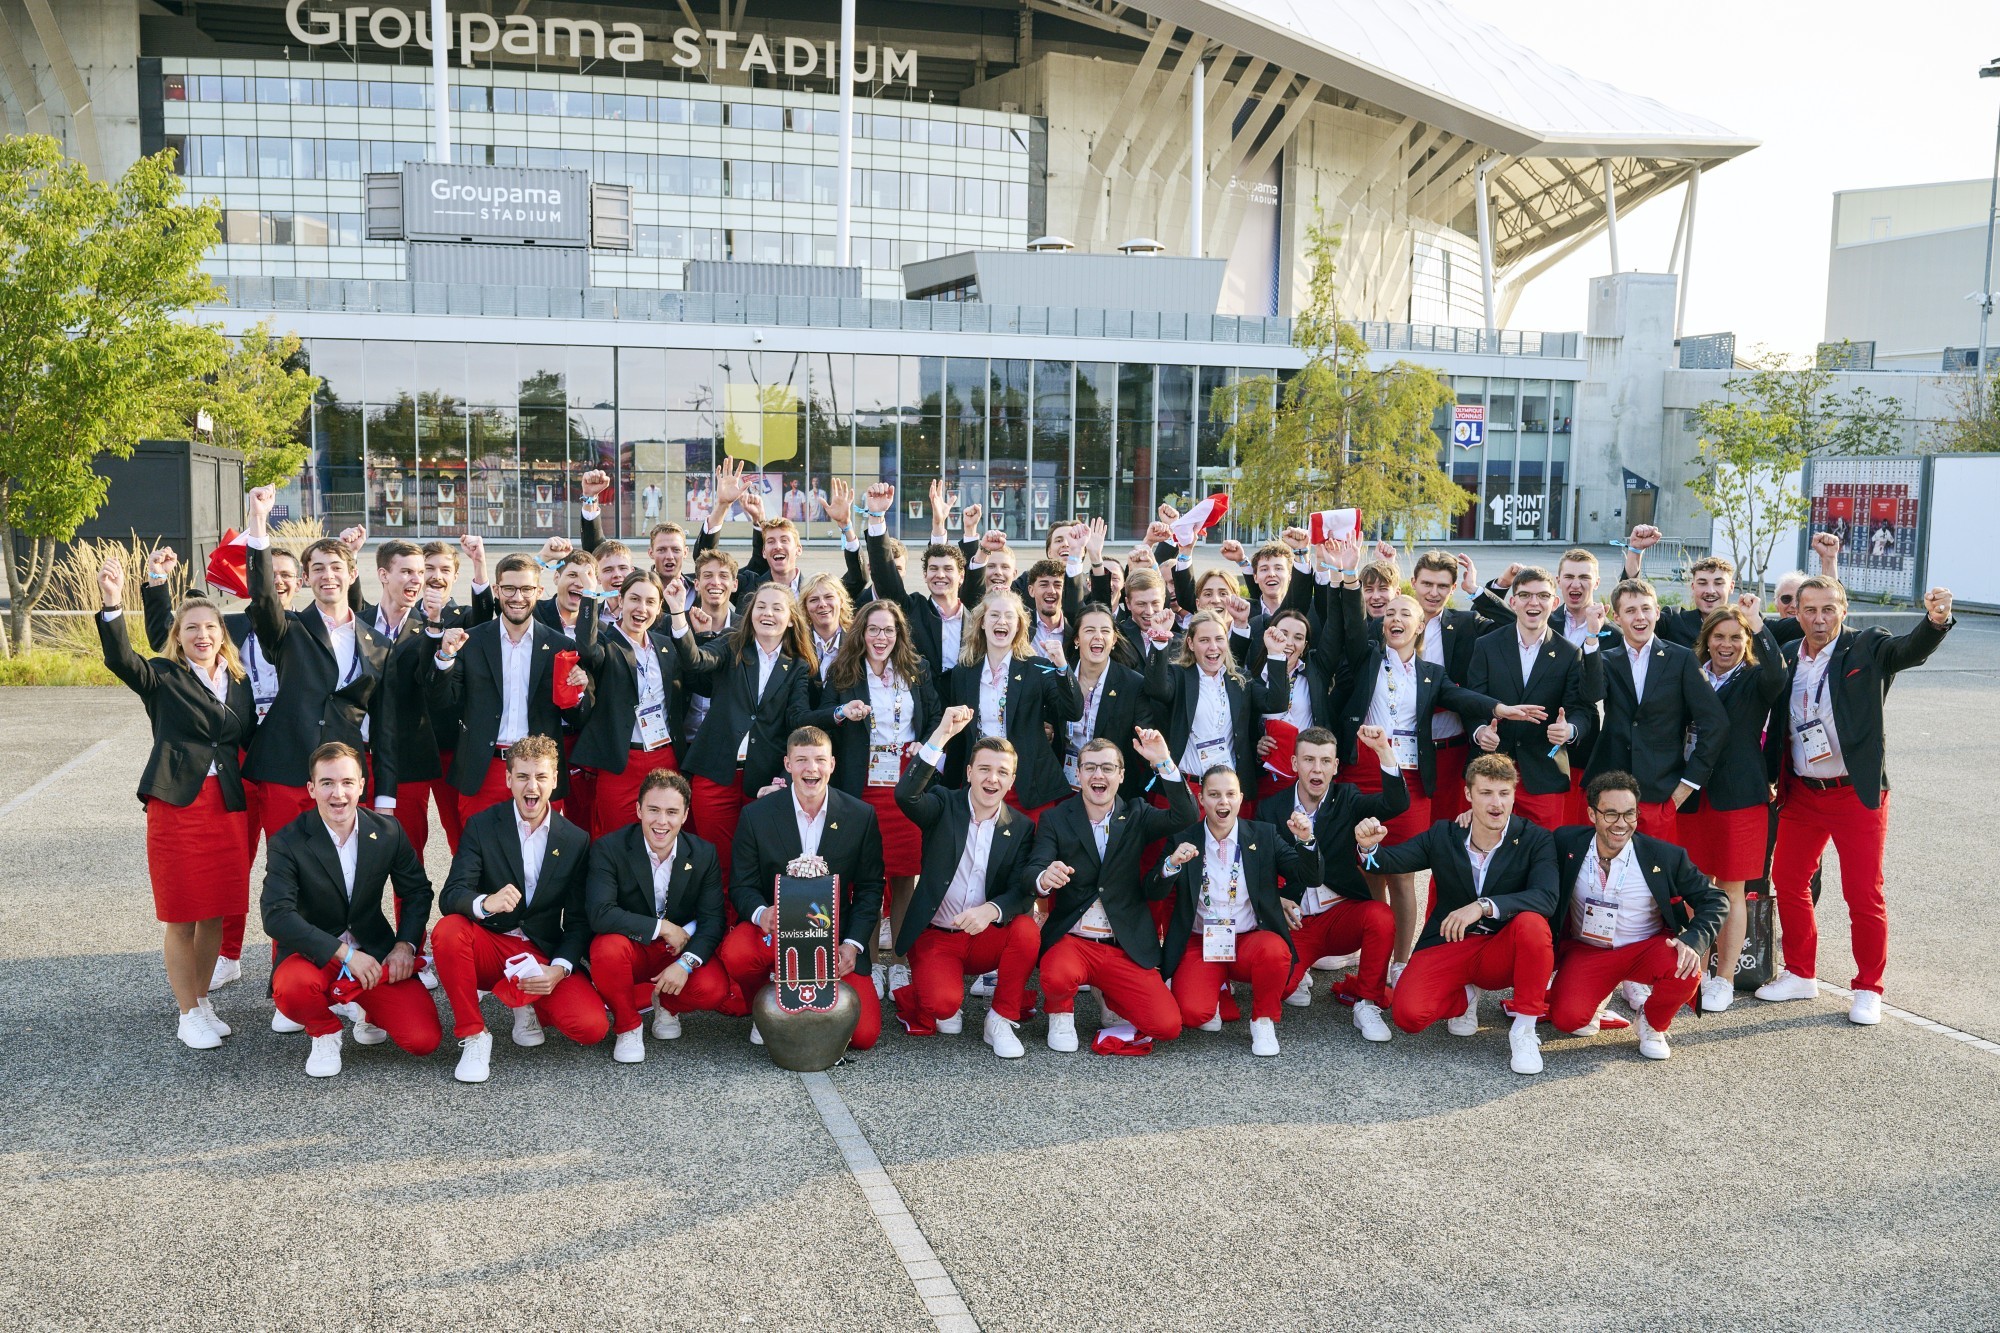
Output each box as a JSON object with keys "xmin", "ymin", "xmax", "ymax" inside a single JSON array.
[
  {"xmin": 534, "ymin": 507, "xmax": 554, "ymax": 530},
  {"xmin": 437, "ymin": 480, "xmax": 456, "ymax": 506},
  {"xmin": 535, "ymin": 482, "xmax": 554, "ymax": 506},
  {"xmin": 487, "ymin": 506, "xmax": 503, "ymax": 527},
  {"xmin": 484, "ymin": 478, "xmax": 504, "ymax": 504},
  {"xmin": 384, "ymin": 478, "xmax": 404, "ymax": 504},
  {"xmin": 385, "ymin": 505, "xmax": 404, "ymax": 527},
  {"xmin": 1806, "ymin": 460, "xmax": 1921, "ymax": 600},
  {"xmin": 438, "ymin": 507, "xmax": 456, "ymax": 529}
]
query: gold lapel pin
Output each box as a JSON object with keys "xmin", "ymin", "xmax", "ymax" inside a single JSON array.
[
  {"xmin": 1108, "ymin": 689, "xmax": 1117, "ymax": 696},
  {"xmin": 1652, "ymin": 865, "xmax": 1662, "ymax": 873},
  {"xmin": 683, "ymin": 862, "xmax": 692, "ymax": 871},
  {"xmin": 367, "ymin": 831, "xmax": 378, "ymax": 840},
  {"xmin": 1002, "ymin": 828, "xmax": 1012, "ymax": 836},
  {"xmin": 551, "ymin": 848, "xmax": 560, "ymax": 856},
  {"xmin": 1248, "ymin": 843, "xmax": 1257, "ymax": 851},
  {"xmin": 1014, "ymin": 673, "xmax": 1023, "ymax": 681},
  {"xmin": 830, "ymin": 822, "xmax": 838, "ymax": 831}
]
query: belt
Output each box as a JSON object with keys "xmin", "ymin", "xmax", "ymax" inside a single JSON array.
[
  {"xmin": 1795, "ymin": 773, "xmax": 1852, "ymax": 791},
  {"xmin": 1433, "ymin": 735, "xmax": 1469, "ymax": 750},
  {"xmin": 492, "ymin": 743, "xmax": 514, "ymax": 757}
]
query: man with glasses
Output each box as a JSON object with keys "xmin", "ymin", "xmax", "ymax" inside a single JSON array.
[{"xmin": 1545, "ymin": 771, "xmax": 1725, "ymax": 1061}]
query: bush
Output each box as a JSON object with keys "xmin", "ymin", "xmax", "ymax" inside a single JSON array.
[{"xmin": 0, "ymin": 648, "xmax": 119, "ymax": 686}]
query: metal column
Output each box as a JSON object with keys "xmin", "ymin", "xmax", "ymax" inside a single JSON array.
[
  {"xmin": 1601, "ymin": 158, "xmax": 1620, "ymax": 273},
  {"xmin": 836, "ymin": 0, "xmax": 856, "ymax": 265}
]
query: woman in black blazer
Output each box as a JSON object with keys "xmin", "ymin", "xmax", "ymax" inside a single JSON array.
[
  {"xmin": 96, "ymin": 559, "xmax": 257, "ymax": 1051},
  {"xmin": 1682, "ymin": 596, "xmax": 1789, "ymax": 1012},
  {"xmin": 1142, "ymin": 609, "xmax": 1292, "ymax": 784},
  {"xmin": 942, "ymin": 590, "xmax": 1084, "ymax": 815},
  {"xmin": 1243, "ymin": 605, "xmax": 1337, "ymax": 801},
  {"xmin": 1068, "ymin": 604, "xmax": 1155, "ymax": 802}
]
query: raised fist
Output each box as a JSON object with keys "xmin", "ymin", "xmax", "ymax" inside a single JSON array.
[
  {"xmin": 147, "ymin": 547, "xmax": 179, "ymax": 580},
  {"xmin": 579, "ymin": 469, "xmax": 611, "ymax": 500},
  {"xmin": 439, "ymin": 627, "xmax": 470, "ymax": 658}
]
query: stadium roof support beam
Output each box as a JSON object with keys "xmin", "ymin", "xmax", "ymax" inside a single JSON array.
[
  {"xmin": 1107, "ymin": 34, "xmax": 1212, "ymax": 245},
  {"xmin": 1675, "ymin": 166, "xmax": 1700, "ymax": 338},
  {"xmin": 19, "ymin": 0, "xmax": 101, "ymax": 174},
  {"xmin": 0, "ymin": 3, "xmax": 51, "ymax": 137},
  {"xmin": 1474, "ymin": 154, "xmax": 1499, "ymax": 333},
  {"xmin": 1200, "ymin": 72, "xmax": 1297, "ymax": 237},
  {"xmin": 1210, "ymin": 76, "xmax": 1322, "ymax": 255},
  {"xmin": 1073, "ymin": 18, "xmax": 1179, "ymax": 244}
]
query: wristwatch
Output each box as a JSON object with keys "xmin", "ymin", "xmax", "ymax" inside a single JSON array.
[{"xmin": 1477, "ymin": 897, "xmax": 1497, "ymax": 918}]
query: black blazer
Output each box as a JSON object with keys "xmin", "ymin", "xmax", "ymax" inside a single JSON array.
[
  {"xmin": 260, "ymin": 807, "xmax": 432, "ymax": 968},
  {"xmin": 728, "ymin": 787, "xmax": 885, "ymax": 950},
  {"xmin": 806, "ymin": 660, "xmax": 943, "ymax": 798},
  {"xmin": 1689, "ymin": 627, "xmax": 1787, "ymax": 812},
  {"xmin": 891, "ymin": 752, "xmax": 1040, "ymax": 954},
  {"xmin": 438, "ymin": 801, "xmax": 592, "ymax": 966},
  {"xmin": 428, "ymin": 615, "xmax": 579, "ymax": 798},
  {"xmin": 1142, "ymin": 649, "xmax": 1290, "ymax": 782},
  {"xmin": 1366, "ymin": 816, "xmax": 1559, "ymax": 952},
  {"xmin": 1333, "ymin": 642, "xmax": 1499, "ymax": 797},
  {"xmin": 1764, "ymin": 617, "xmax": 1952, "ymax": 809},
  {"xmin": 1069, "ymin": 662, "xmax": 1156, "ymax": 801},
  {"xmin": 243, "ymin": 543, "xmax": 399, "ymax": 794},
  {"xmin": 1109, "ymin": 612, "xmax": 1182, "ymax": 673},
  {"xmin": 1552, "ymin": 826, "xmax": 1728, "ymax": 955},
  {"xmin": 1658, "ymin": 604, "xmax": 1804, "ymax": 650},
  {"xmin": 570, "ymin": 621, "xmax": 699, "ymax": 772},
  {"xmin": 1151, "ymin": 817, "xmax": 1321, "ymax": 977},
  {"xmin": 142, "ymin": 580, "xmax": 254, "ymax": 657},
  {"xmin": 99, "ymin": 611, "xmax": 255, "ymax": 809},
  {"xmin": 680, "ymin": 636, "xmax": 814, "ymax": 793},
  {"xmin": 865, "ymin": 530, "xmax": 974, "ymax": 683},
  {"xmin": 1259, "ymin": 771, "xmax": 1410, "ymax": 904},
  {"xmin": 941, "ymin": 655, "xmax": 1085, "ymax": 809},
  {"xmin": 1463, "ymin": 629, "xmax": 1604, "ymax": 795},
  {"xmin": 1584, "ymin": 637, "xmax": 1731, "ymax": 803},
  {"xmin": 374, "ymin": 599, "xmax": 496, "ymax": 787},
  {"xmin": 1028, "ymin": 782, "xmax": 1199, "ymax": 971},
  {"xmin": 585, "ymin": 823, "xmax": 727, "ymax": 967}
]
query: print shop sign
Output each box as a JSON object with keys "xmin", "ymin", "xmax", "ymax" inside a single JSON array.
[{"xmin": 284, "ymin": 0, "xmax": 921, "ymax": 84}]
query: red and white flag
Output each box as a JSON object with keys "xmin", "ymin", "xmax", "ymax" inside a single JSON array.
[
  {"xmin": 1307, "ymin": 508, "xmax": 1362, "ymax": 546},
  {"xmin": 1169, "ymin": 492, "xmax": 1230, "ymax": 546},
  {"xmin": 204, "ymin": 528, "xmax": 251, "ymax": 599}
]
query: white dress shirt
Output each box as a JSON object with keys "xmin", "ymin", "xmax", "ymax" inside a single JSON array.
[
  {"xmin": 755, "ymin": 642, "xmax": 783, "ymax": 698},
  {"xmin": 938, "ymin": 604, "xmax": 965, "ymax": 665},
  {"xmin": 792, "ymin": 791, "xmax": 828, "ymax": 856},
  {"xmin": 1419, "ymin": 620, "xmax": 1462, "ymax": 740},
  {"xmin": 977, "ymin": 656, "xmax": 1011, "ymax": 738},
  {"xmin": 495, "ymin": 622, "xmax": 537, "ymax": 745},
  {"xmin": 1032, "ymin": 617, "xmax": 1066, "ymax": 661},
  {"xmin": 1465, "ymin": 832, "xmax": 1498, "ymax": 898},
  {"xmin": 1788, "ymin": 641, "xmax": 1849, "ymax": 778},
  {"xmin": 1070, "ymin": 812, "xmax": 1116, "ymax": 938},
  {"xmin": 1557, "ymin": 606, "xmax": 1594, "ymax": 650},
  {"xmin": 1624, "ymin": 637, "xmax": 1656, "ymax": 703},
  {"xmin": 933, "ymin": 804, "xmax": 1000, "ymax": 926},
  {"xmin": 1517, "ymin": 629, "xmax": 1547, "ymax": 684},
  {"xmin": 1364, "ymin": 650, "xmax": 1420, "ymax": 734},
  {"xmin": 1571, "ymin": 838, "xmax": 1662, "ymax": 947},
  {"xmin": 1180, "ymin": 666, "xmax": 1233, "ymax": 772},
  {"xmin": 1194, "ymin": 821, "xmax": 1255, "ymax": 933},
  {"xmin": 866, "ymin": 667, "xmax": 917, "ymax": 746},
  {"xmin": 625, "ymin": 626, "xmax": 665, "ymax": 746},
  {"xmin": 320, "ymin": 607, "xmax": 359, "ymax": 688},
  {"xmin": 1069, "ymin": 668, "xmax": 1109, "ymax": 756},
  {"xmin": 1275, "ymin": 661, "xmax": 1314, "ymax": 733},
  {"xmin": 646, "ymin": 836, "xmax": 704, "ymax": 964},
  {"xmin": 323, "ymin": 818, "xmax": 359, "ymax": 898}
]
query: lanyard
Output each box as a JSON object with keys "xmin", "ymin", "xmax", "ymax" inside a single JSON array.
[
  {"xmin": 1201, "ymin": 838, "xmax": 1243, "ymax": 913},
  {"xmin": 870, "ymin": 666, "xmax": 907, "ymax": 744},
  {"xmin": 1794, "ymin": 652, "xmax": 1832, "ymax": 723},
  {"xmin": 1071, "ymin": 669, "xmax": 1105, "ymax": 748},
  {"xmin": 985, "ymin": 658, "xmax": 1008, "ymax": 732}
]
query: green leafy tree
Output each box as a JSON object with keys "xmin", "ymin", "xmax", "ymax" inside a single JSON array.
[
  {"xmin": 185, "ymin": 321, "xmax": 321, "ymax": 489},
  {"xmin": 1726, "ymin": 346, "xmax": 1905, "ymax": 458},
  {"xmin": 1929, "ymin": 368, "xmax": 2000, "ymax": 452},
  {"xmin": 1685, "ymin": 399, "xmax": 1810, "ymax": 592},
  {"xmin": 1214, "ymin": 218, "xmax": 1465, "ymax": 542},
  {"xmin": 0, "ymin": 135, "xmax": 225, "ymax": 654}
]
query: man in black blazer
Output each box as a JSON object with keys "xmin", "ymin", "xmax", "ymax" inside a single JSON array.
[
  {"xmin": 1466, "ymin": 566, "xmax": 1606, "ymax": 830},
  {"xmin": 263, "ymin": 743, "xmax": 441, "ymax": 1078},
  {"xmin": 1545, "ymin": 771, "xmax": 1727, "ymax": 1060},
  {"xmin": 715, "ymin": 727, "xmax": 887, "ymax": 1051},
  {"xmin": 1583, "ymin": 579, "xmax": 1730, "ymax": 845},
  {"xmin": 861, "ymin": 482, "xmax": 975, "ymax": 682},
  {"xmin": 431, "ymin": 735, "xmax": 608, "ymax": 1083},
  {"xmin": 890, "ymin": 709, "xmax": 1042, "ymax": 1056},
  {"xmin": 1150, "ymin": 767, "xmax": 1321, "ymax": 1057},
  {"xmin": 1758, "ymin": 578, "xmax": 1954, "ymax": 1024},
  {"xmin": 1356, "ymin": 753, "xmax": 1558, "ymax": 1075},
  {"xmin": 1028, "ymin": 729, "xmax": 1196, "ymax": 1052},
  {"xmin": 586, "ymin": 768, "xmax": 736, "ymax": 1064}
]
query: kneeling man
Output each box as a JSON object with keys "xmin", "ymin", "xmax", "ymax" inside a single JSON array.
[{"xmin": 434, "ymin": 734, "xmax": 610, "ymax": 1083}]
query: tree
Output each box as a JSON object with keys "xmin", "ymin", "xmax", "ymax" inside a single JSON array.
[
  {"xmin": 1685, "ymin": 399, "xmax": 1810, "ymax": 593},
  {"xmin": 1214, "ymin": 218, "xmax": 1465, "ymax": 542},
  {"xmin": 1724, "ymin": 346, "xmax": 1905, "ymax": 458},
  {"xmin": 0, "ymin": 135, "xmax": 224, "ymax": 655},
  {"xmin": 1928, "ymin": 368, "xmax": 2000, "ymax": 452},
  {"xmin": 184, "ymin": 321, "xmax": 320, "ymax": 489}
]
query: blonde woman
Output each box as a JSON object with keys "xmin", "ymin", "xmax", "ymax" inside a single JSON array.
[
  {"xmin": 800, "ymin": 570, "xmax": 854, "ymax": 683},
  {"xmin": 1144, "ymin": 609, "xmax": 1292, "ymax": 783},
  {"xmin": 97, "ymin": 559, "xmax": 257, "ymax": 1050},
  {"xmin": 943, "ymin": 590, "xmax": 1082, "ymax": 816}
]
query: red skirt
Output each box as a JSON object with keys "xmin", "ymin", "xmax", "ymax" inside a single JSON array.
[
  {"xmin": 145, "ymin": 776, "xmax": 251, "ymax": 923},
  {"xmin": 591, "ymin": 744, "xmax": 679, "ymax": 838},
  {"xmin": 1346, "ymin": 760, "xmax": 1431, "ymax": 847},
  {"xmin": 1679, "ymin": 798, "xmax": 1768, "ymax": 881},
  {"xmin": 863, "ymin": 782, "xmax": 922, "ymax": 878}
]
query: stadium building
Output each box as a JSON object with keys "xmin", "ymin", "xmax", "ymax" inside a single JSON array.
[{"xmin": 5, "ymin": 0, "xmax": 1756, "ymax": 546}]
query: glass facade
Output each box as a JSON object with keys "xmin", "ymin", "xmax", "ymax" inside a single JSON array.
[{"xmin": 1434, "ymin": 374, "xmax": 1574, "ymax": 543}]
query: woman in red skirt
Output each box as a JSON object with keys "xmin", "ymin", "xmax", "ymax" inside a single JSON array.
[
  {"xmin": 1682, "ymin": 599, "xmax": 1788, "ymax": 1012},
  {"xmin": 97, "ymin": 560, "xmax": 256, "ymax": 1051},
  {"xmin": 569, "ymin": 570, "xmax": 697, "ymax": 836},
  {"xmin": 813, "ymin": 600, "xmax": 940, "ymax": 994}
]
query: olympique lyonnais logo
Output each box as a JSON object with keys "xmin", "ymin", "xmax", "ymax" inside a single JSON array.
[{"xmin": 284, "ymin": 0, "xmax": 921, "ymax": 84}]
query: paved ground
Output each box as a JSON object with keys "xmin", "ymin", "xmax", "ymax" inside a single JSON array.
[{"xmin": 4, "ymin": 617, "xmax": 1997, "ymax": 1331}]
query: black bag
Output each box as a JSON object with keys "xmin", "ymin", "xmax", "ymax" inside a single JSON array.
[{"xmin": 1733, "ymin": 889, "xmax": 1777, "ymax": 991}]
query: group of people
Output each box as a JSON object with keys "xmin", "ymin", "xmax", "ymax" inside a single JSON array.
[{"xmin": 101, "ymin": 463, "xmax": 1956, "ymax": 1081}]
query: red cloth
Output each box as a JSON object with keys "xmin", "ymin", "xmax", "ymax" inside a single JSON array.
[
  {"xmin": 1512, "ymin": 788, "xmax": 1569, "ymax": 833},
  {"xmin": 690, "ymin": 772, "xmax": 746, "ymax": 896},
  {"xmin": 552, "ymin": 650, "xmax": 584, "ymax": 708},
  {"xmin": 1260, "ymin": 720, "xmax": 1300, "ymax": 782},
  {"xmin": 271, "ymin": 954, "xmax": 443, "ymax": 1050},
  {"xmin": 1679, "ymin": 798, "xmax": 1768, "ymax": 881},
  {"xmin": 1772, "ymin": 779, "xmax": 1891, "ymax": 993},
  {"xmin": 1286, "ymin": 897, "xmax": 1395, "ymax": 1004},
  {"xmin": 863, "ymin": 782, "xmax": 923, "ymax": 879},
  {"xmin": 144, "ymin": 776, "xmax": 250, "ymax": 922},
  {"xmin": 894, "ymin": 916, "xmax": 1041, "ymax": 1033},
  {"xmin": 1004, "ymin": 790, "xmax": 1062, "ymax": 821},
  {"xmin": 255, "ymin": 781, "xmax": 317, "ymax": 846},
  {"xmin": 204, "ymin": 529, "xmax": 251, "ymax": 599},
  {"xmin": 1345, "ymin": 761, "xmax": 1431, "ymax": 847},
  {"xmin": 1430, "ymin": 734, "xmax": 1470, "ymax": 821},
  {"xmin": 1170, "ymin": 931, "xmax": 1293, "ymax": 1024},
  {"xmin": 1390, "ymin": 913, "xmax": 1554, "ymax": 1032},
  {"xmin": 1091, "ymin": 1028, "xmax": 1155, "ymax": 1056},
  {"xmin": 1037, "ymin": 935, "xmax": 1183, "ymax": 1041},
  {"xmin": 590, "ymin": 744, "xmax": 680, "ymax": 837},
  {"xmin": 589, "ymin": 933, "xmax": 744, "ymax": 1034},
  {"xmin": 430, "ymin": 914, "xmax": 611, "ymax": 1043},
  {"xmin": 390, "ymin": 778, "xmax": 465, "ymax": 861},
  {"xmin": 1547, "ymin": 936, "xmax": 1701, "ymax": 1033},
  {"xmin": 1561, "ymin": 770, "xmax": 1590, "ymax": 828},
  {"xmin": 1637, "ymin": 799, "xmax": 1681, "ymax": 846},
  {"xmin": 715, "ymin": 922, "xmax": 881, "ymax": 1050}
]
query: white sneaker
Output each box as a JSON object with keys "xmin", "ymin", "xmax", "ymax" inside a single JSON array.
[
  {"xmin": 1198, "ymin": 1012, "xmax": 1223, "ymax": 1033},
  {"xmin": 1353, "ymin": 999, "xmax": 1392, "ymax": 1043},
  {"xmin": 1636, "ymin": 1013, "xmax": 1671, "ymax": 1060},
  {"xmin": 749, "ymin": 1023, "xmax": 764, "ymax": 1046},
  {"xmin": 969, "ymin": 971, "xmax": 999, "ymax": 998},
  {"xmin": 887, "ymin": 962, "xmax": 912, "ymax": 995},
  {"xmin": 1249, "ymin": 1017, "xmax": 1280, "ymax": 1057},
  {"xmin": 1386, "ymin": 959, "xmax": 1407, "ymax": 987},
  {"xmin": 351, "ymin": 1016, "xmax": 389, "ymax": 1046},
  {"xmin": 1508, "ymin": 1015, "xmax": 1544, "ymax": 1075},
  {"xmin": 511, "ymin": 1004, "xmax": 545, "ymax": 1047},
  {"xmin": 1699, "ymin": 976, "xmax": 1735, "ymax": 1013},
  {"xmin": 1849, "ymin": 990, "xmax": 1884, "ymax": 1026},
  {"xmin": 1446, "ymin": 985, "xmax": 1481, "ymax": 1037},
  {"xmin": 935, "ymin": 1009, "xmax": 964, "ymax": 1036},
  {"xmin": 176, "ymin": 1009, "xmax": 222, "ymax": 1050},
  {"xmin": 418, "ymin": 964, "xmax": 440, "ymax": 991},
  {"xmin": 1619, "ymin": 980, "xmax": 1653, "ymax": 1013},
  {"xmin": 271, "ymin": 1008, "xmax": 305, "ymax": 1034},
  {"xmin": 1284, "ymin": 977, "xmax": 1314, "ymax": 1008},
  {"xmin": 1313, "ymin": 951, "xmax": 1360, "ymax": 972},
  {"xmin": 870, "ymin": 964, "xmax": 887, "ymax": 1000},
  {"xmin": 1755, "ymin": 970, "xmax": 1818, "ymax": 1003},
  {"xmin": 330, "ymin": 1001, "xmax": 365, "ymax": 1024},
  {"xmin": 612, "ymin": 1027, "xmax": 646, "ymax": 1063},
  {"xmin": 651, "ymin": 1008, "xmax": 682, "ymax": 1040},
  {"xmin": 454, "ymin": 1030, "xmax": 493, "ymax": 1083},
  {"xmin": 195, "ymin": 996, "xmax": 232, "ymax": 1038},
  {"xmin": 1099, "ymin": 1004, "xmax": 1124, "ymax": 1030},
  {"xmin": 208, "ymin": 956, "xmax": 243, "ymax": 990},
  {"xmin": 1567, "ymin": 1016, "xmax": 1602, "ymax": 1038},
  {"xmin": 983, "ymin": 1009, "xmax": 1025, "ymax": 1058},
  {"xmin": 1046, "ymin": 1012, "xmax": 1078, "ymax": 1052},
  {"xmin": 305, "ymin": 1030, "xmax": 343, "ymax": 1077}
]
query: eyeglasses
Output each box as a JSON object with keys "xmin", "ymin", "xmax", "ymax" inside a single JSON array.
[
  {"xmin": 1591, "ymin": 808, "xmax": 1640, "ymax": 824},
  {"xmin": 1077, "ymin": 762, "xmax": 1123, "ymax": 777},
  {"xmin": 1776, "ymin": 594, "xmax": 1795, "ymax": 605}
]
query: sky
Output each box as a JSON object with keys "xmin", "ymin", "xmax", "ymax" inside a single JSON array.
[{"xmin": 1444, "ymin": 0, "xmax": 2000, "ymax": 355}]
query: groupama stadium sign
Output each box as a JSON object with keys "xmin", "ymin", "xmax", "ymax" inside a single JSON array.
[{"xmin": 285, "ymin": 0, "xmax": 920, "ymax": 84}]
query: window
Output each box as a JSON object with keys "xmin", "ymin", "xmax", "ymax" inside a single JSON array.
[
  {"xmin": 255, "ymin": 77, "xmax": 290, "ymax": 105},
  {"xmin": 691, "ymin": 100, "xmax": 723, "ymax": 126},
  {"xmin": 779, "ymin": 163, "xmax": 811, "ymax": 203},
  {"xmin": 368, "ymin": 81, "xmax": 427, "ymax": 110},
  {"xmin": 562, "ymin": 91, "xmax": 592, "ymax": 118},
  {"xmin": 454, "ymin": 85, "xmax": 490, "ymax": 113},
  {"xmin": 812, "ymin": 165, "xmax": 838, "ymax": 206},
  {"xmin": 657, "ymin": 97, "xmax": 687, "ymax": 125},
  {"xmin": 862, "ymin": 169, "xmax": 901, "ymax": 210},
  {"xmin": 525, "ymin": 88, "xmax": 558, "ymax": 116},
  {"xmin": 221, "ymin": 210, "xmax": 266, "ymax": 245},
  {"xmin": 368, "ymin": 141, "xmax": 426, "ymax": 173},
  {"xmin": 165, "ymin": 135, "xmax": 188, "ymax": 175},
  {"xmin": 491, "ymin": 86, "xmax": 520, "ymax": 113},
  {"xmin": 687, "ymin": 157, "xmax": 723, "ymax": 197},
  {"xmin": 164, "ymin": 74, "xmax": 186, "ymax": 102},
  {"xmin": 323, "ymin": 79, "xmax": 360, "ymax": 107},
  {"xmin": 326, "ymin": 140, "xmax": 362, "ymax": 181},
  {"xmin": 727, "ymin": 159, "xmax": 774, "ymax": 200},
  {"xmin": 865, "ymin": 114, "xmax": 902, "ymax": 141},
  {"xmin": 730, "ymin": 102, "xmax": 782, "ymax": 132},
  {"xmin": 814, "ymin": 110, "xmax": 839, "ymax": 136}
]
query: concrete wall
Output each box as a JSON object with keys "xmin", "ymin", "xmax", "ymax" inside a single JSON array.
[
  {"xmin": 1573, "ymin": 272, "xmax": 1684, "ymax": 543},
  {"xmin": 1824, "ymin": 223, "xmax": 1989, "ymax": 368},
  {"xmin": 0, "ymin": 0, "xmax": 143, "ymax": 176}
]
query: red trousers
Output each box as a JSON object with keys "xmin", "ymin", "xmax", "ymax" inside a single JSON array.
[
  {"xmin": 1771, "ymin": 780, "xmax": 1891, "ymax": 993},
  {"xmin": 391, "ymin": 776, "xmax": 464, "ymax": 860},
  {"xmin": 588, "ymin": 932, "xmax": 743, "ymax": 1034},
  {"xmin": 591, "ymin": 745, "xmax": 680, "ymax": 838},
  {"xmin": 715, "ymin": 921, "xmax": 880, "ymax": 1050},
  {"xmin": 1391, "ymin": 913, "xmax": 1554, "ymax": 1033},
  {"xmin": 1637, "ymin": 799, "xmax": 1680, "ymax": 845},
  {"xmin": 1430, "ymin": 736, "xmax": 1470, "ymax": 820},
  {"xmin": 429, "ymin": 914, "xmax": 610, "ymax": 1043},
  {"xmin": 1561, "ymin": 770, "xmax": 1589, "ymax": 828},
  {"xmin": 1171, "ymin": 930, "xmax": 1292, "ymax": 1024},
  {"xmin": 894, "ymin": 916, "xmax": 1041, "ymax": 1033},
  {"xmin": 271, "ymin": 954, "xmax": 442, "ymax": 1051},
  {"xmin": 1287, "ymin": 898, "xmax": 1395, "ymax": 1004},
  {"xmin": 691, "ymin": 772, "xmax": 745, "ymax": 892},
  {"xmin": 1547, "ymin": 936, "xmax": 1700, "ymax": 1033},
  {"xmin": 460, "ymin": 756, "xmax": 515, "ymax": 824},
  {"xmin": 226, "ymin": 781, "xmax": 320, "ymax": 961},
  {"xmin": 1038, "ymin": 934, "xmax": 1183, "ymax": 1041},
  {"xmin": 1513, "ymin": 787, "xmax": 1569, "ymax": 833}
]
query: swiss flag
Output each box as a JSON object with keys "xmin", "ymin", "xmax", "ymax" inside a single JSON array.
[
  {"xmin": 1169, "ymin": 492, "xmax": 1230, "ymax": 546},
  {"xmin": 204, "ymin": 529, "xmax": 251, "ymax": 599},
  {"xmin": 1307, "ymin": 508, "xmax": 1362, "ymax": 546}
]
